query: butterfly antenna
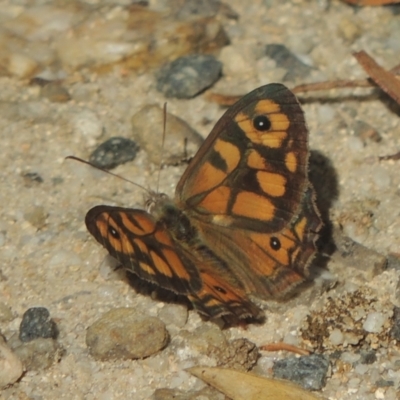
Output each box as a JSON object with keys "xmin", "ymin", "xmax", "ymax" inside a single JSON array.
[
  {"xmin": 65, "ymin": 156, "xmax": 151, "ymax": 195},
  {"xmin": 156, "ymin": 103, "xmax": 167, "ymax": 194}
]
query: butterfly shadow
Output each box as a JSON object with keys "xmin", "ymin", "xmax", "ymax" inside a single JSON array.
[
  {"xmin": 124, "ymin": 270, "xmax": 266, "ymax": 327},
  {"xmin": 308, "ymin": 149, "xmax": 339, "ymax": 279}
]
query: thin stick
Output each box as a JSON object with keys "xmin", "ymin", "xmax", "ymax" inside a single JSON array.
[
  {"xmin": 260, "ymin": 342, "xmax": 311, "ymax": 356},
  {"xmin": 156, "ymin": 103, "xmax": 167, "ymax": 194}
]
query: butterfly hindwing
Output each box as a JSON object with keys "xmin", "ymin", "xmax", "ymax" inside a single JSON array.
[{"xmin": 85, "ymin": 206, "xmax": 201, "ymax": 294}]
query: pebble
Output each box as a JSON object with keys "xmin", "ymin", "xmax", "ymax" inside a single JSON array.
[
  {"xmin": 353, "ymin": 120, "xmax": 381, "ymax": 143},
  {"xmin": 272, "ymin": 354, "xmax": 330, "ymax": 390},
  {"xmin": 358, "ymin": 349, "xmax": 377, "ymax": 365},
  {"xmin": 19, "ymin": 307, "xmax": 59, "ymax": 342},
  {"xmin": 0, "ymin": 337, "xmax": 24, "ymax": 389},
  {"xmin": 131, "ymin": 104, "xmax": 203, "ymax": 165},
  {"xmin": 214, "ymin": 338, "xmax": 259, "ymax": 371},
  {"xmin": 156, "ymin": 54, "xmax": 222, "ymax": 98},
  {"xmin": 7, "ymin": 52, "xmax": 39, "ymax": 78},
  {"xmin": 39, "ymin": 82, "xmax": 71, "ymax": 103},
  {"xmin": 265, "ymin": 43, "xmax": 313, "ymax": 82},
  {"xmin": 158, "ymin": 303, "xmax": 188, "ymax": 329},
  {"xmin": 21, "ymin": 171, "xmax": 44, "ymax": 187},
  {"xmin": 86, "ymin": 308, "xmax": 168, "ymax": 360},
  {"xmin": 12, "ymin": 337, "xmax": 63, "ymax": 371},
  {"xmin": 329, "ymin": 328, "xmax": 344, "ymax": 346},
  {"xmin": 23, "ymin": 205, "xmax": 48, "ymax": 230},
  {"xmin": 389, "ymin": 306, "xmax": 400, "ymax": 340},
  {"xmin": 0, "ymin": 303, "xmax": 14, "ymax": 323},
  {"xmin": 70, "ymin": 109, "xmax": 104, "ymax": 146},
  {"xmin": 363, "ymin": 312, "xmax": 387, "ymax": 334},
  {"xmin": 89, "ymin": 136, "xmax": 139, "ymax": 169}
]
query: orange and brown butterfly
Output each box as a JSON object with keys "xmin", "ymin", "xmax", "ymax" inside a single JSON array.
[{"xmin": 85, "ymin": 83, "xmax": 322, "ymax": 321}]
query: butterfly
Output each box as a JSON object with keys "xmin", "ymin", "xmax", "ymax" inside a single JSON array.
[{"xmin": 85, "ymin": 83, "xmax": 322, "ymax": 321}]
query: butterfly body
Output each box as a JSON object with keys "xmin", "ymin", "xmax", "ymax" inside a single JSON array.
[{"xmin": 86, "ymin": 84, "xmax": 322, "ymax": 321}]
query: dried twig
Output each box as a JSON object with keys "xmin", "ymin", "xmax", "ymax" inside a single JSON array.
[{"xmin": 260, "ymin": 342, "xmax": 311, "ymax": 356}]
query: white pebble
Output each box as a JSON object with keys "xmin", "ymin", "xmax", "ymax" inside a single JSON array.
[
  {"xmin": 355, "ymin": 363, "xmax": 369, "ymax": 375},
  {"xmin": 363, "ymin": 312, "xmax": 387, "ymax": 333},
  {"xmin": 317, "ymin": 104, "xmax": 336, "ymax": 124},
  {"xmin": 71, "ymin": 109, "xmax": 103, "ymax": 146},
  {"xmin": 329, "ymin": 328, "xmax": 344, "ymax": 346},
  {"xmin": 341, "ymin": 351, "xmax": 360, "ymax": 364}
]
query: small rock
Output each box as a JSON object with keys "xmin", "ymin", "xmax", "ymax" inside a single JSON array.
[
  {"xmin": 19, "ymin": 307, "xmax": 59, "ymax": 342},
  {"xmin": 0, "ymin": 303, "xmax": 14, "ymax": 323},
  {"xmin": 331, "ymin": 229, "xmax": 387, "ymax": 279},
  {"xmin": 337, "ymin": 17, "xmax": 362, "ymax": 43},
  {"xmin": 158, "ymin": 304, "xmax": 188, "ymax": 328},
  {"xmin": 273, "ymin": 354, "xmax": 330, "ymax": 390},
  {"xmin": 131, "ymin": 104, "xmax": 203, "ymax": 165},
  {"xmin": 363, "ymin": 312, "xmax": 387, "ymax": 334},
  {"xmin": 156, "ymin": 54, "xmax": 222, "ymax": 98},
  {"xmin": 358, "ymin": 349, "xmax": 377, "ymax": 365},
  {"xmin": 12, "ymin": 337, "xmax": 63, "ymax": 371},
  {"xmin": 265, "ymin": 44, "xmax": 313, "ymax": 82},
  {"xmin": 71, "ymin": 109, "xmax": 104, "ymax": 146},
  {"xmin": 86, "ymin": 308, "xmax": 168, "ymax": 360},
  {"xmin": 329, "ymin": 328, "xmax": 344, "ymax": 346},
  {"xmin": 390, "ymin": 306, "xmax": 400, "ymax": 340},
  {"xmin": 7, "ymin": 52, "xmax": 39, "ymax": 78},
  {"xmin": 89, "ymin": 137, "xmax": 139, "ymax": 169},
  {"xmin": 375, "ymin": 378, "xmax": 394, "ymax": 388},
  {"xmin": 40, "ymin": 82, "xmax": 71, "ymax": 103},
  {"xmin": 21, "ymin": 171, "xmax": 44, "ymax": 187},
  {"xmin": 23, "ymin": 206, "xmax": 48, "ymax": 230},
  {"xmin": 0, "ymin": 336, "xmax": 24, "ymax": 389},
  {"xmin": 353, "ymin": 120, "xmax": 381, "ymax": 143},
  {"xmin": 215, "ymin": 338, "xmax": 259, "ymax": 371}
]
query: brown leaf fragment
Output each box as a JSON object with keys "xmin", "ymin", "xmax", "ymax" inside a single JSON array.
[{"xmin": 353, "ymin": 50, "xmax": 400, "ymax": 104}]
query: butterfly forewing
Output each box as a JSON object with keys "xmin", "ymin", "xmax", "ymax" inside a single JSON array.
[
  {"xmin": 176, "ymin": 84, "xmax": 309, "ymax": 233},
  {"xmin": 85, "ymin": 206, "xmax": 201, "ymax": 294}
]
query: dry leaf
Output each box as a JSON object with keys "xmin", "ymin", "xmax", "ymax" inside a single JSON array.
[
  {"xmin": 187, "ymin": 366, "xmax": 326, "ymax": 400},
  {"xmin": 353, "ymin": 50, "xmax": 400, "ymax": 105}
]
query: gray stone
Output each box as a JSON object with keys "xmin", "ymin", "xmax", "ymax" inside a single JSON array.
[
  {"xmin": 156, "ymin": 54, "xmax": 222, "ymax": 98},
  {"xmin": 273, "ymin": 354, "xmax": 330, "ymax": 390}
]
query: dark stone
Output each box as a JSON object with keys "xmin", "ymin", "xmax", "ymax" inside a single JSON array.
[
  {"xmin": 390, "ymin": 306, "xmax": 400, "ymax": 341},
  {"xmin": 89, "ymin": 137, "xmax": 139, "ymax": 169},
  {"xmin": 156, "ymin": 54, "xmax": 222, "ymax": 98},
  {"xmin": 273, "ymin": 354, "xmax": 329, "ymax": 390},
  {"xmin": 375, "ymin": 378, "xmax": 394, "ymax": 388},
  {"xmin": 19, "ymin": 307, "xmax": 58, "ymax": 343},
  {"xmin": 358, "ymin": 349, "xmax": 377, "ymax": 365},
  {"xmin": 265, "ymin": 44, "xmax": 313, "ymax": 81}
]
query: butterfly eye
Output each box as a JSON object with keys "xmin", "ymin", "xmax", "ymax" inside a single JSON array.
[
  {"xmin": 108, "ymin": 226, "xmax": 120, "ymax": 239},
  {"xmin": 270, "ymin": 237, "xmax": 281, "ymax": 251},
  {"xmin": 253, "ymin": 115, "xmax": 271, "ymax": 131}
]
